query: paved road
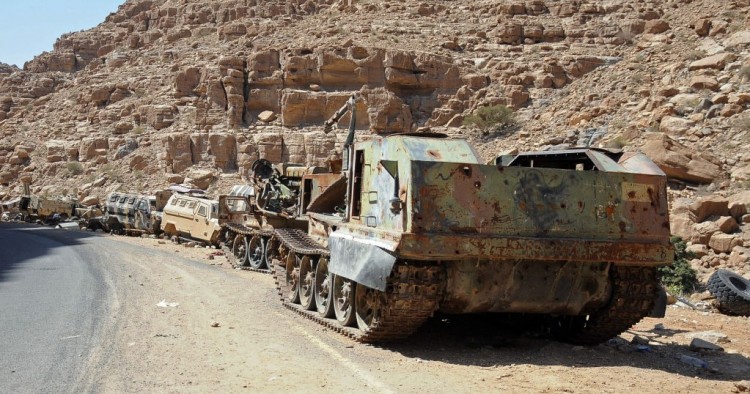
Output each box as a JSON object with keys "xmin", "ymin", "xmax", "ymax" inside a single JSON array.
[{"xmin": 0, "ymin": 223, "xmax": 111, "ymax": 393}]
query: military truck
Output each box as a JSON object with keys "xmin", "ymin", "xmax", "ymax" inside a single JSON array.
[
  {"xmin": 19, "ymin": 192, "xmax": 78, "ymax": 223},
  {"xmin": 161, "ymin": 192, "xmax": 222, "ymax": 246},
  {"xmin": 265, "ymin": 96, "xmax": 672, "ymax": 343},
  {"xmin": 83, "ymin": 190, "xmax": 171, "ymax": 234},
  {"xmin": 218, "ymin": 159, "xmax": 338, "ymax": 269}
]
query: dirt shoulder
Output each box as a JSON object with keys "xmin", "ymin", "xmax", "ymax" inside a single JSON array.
[{"xmin": 80, "ymin": 232, "xmax": 750, "ymax": 393}]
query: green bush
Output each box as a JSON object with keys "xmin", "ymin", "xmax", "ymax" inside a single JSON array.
[
  {"xmin": 66, "ymin": 161, "xmax": 84, "ymax": 176},
  {"xmin": 658, "ymin": 236, "xmax": 698, "ymax": 295},
  {"xmin": 463, "ymin": 105, "xmax": 516, "ymax": 131}
]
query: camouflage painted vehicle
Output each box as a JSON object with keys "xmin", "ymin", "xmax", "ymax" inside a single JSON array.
[
  {"xmin": 85, "ymin": 190, "xmax": 171, "ymax": 234},
  {"xmin": 161, "ymin": 192, "xmax": 222, "ymax": 246},
  {"xmin": 266, "ymin": 97, "xmax": 672, "ymax": 343},
  {"xmin": 19, "ymin": 194, "xmax": 78, "ymax": 223},
  {"xmin": 218, "ymin": 159, "xmax": 337, "ymax": 269}
]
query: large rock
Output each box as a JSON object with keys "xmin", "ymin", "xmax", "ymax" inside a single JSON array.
[
  {"xmin": 691, "ymin": 221, "xmax": 720, "ymax": 244},
  {"xmin": 186, "ymin": 169, "xmax": 215, "ymax": 190},
  {"xmin": 362, "ymin": 87, "xmax": 413, "ymax": 133},
  {"xmin": 688, "ymin": 52, "xmax": 736, "ymax": 71},
  {"xmin": 659, "ymin": 116, "xmax": 694, "ymax": 136},
  {"xmin": 208, "ymin": 133, "xmax": 236, "ymax": 171},
  {"xmin": 640, "ymin": 133, "xmax": 721, "ymax": 184},
  {"xmin": 708, "ymin": 233, "xmax": 743, "ymax": 253},
  {"xmin": 161, "ymin": 133, "xmax": 193, "ymax": 173},
  {"xmin": 715, "ymin": 216, "xmax": 739, "ymax": 234},
  {"xmin": 724, "ymin": 30, "xmax": 750, "ymax": 48},
  {"xmin": 729, "ymin": 191, "xmax": 750, "ymax": 216},
  {"xmin": 690, "ymin": 196, "xmax": 730, "ymax": 222},
  {"xmin": 139, "ymin": 105, "xmax": 176, "ymax": 130}
]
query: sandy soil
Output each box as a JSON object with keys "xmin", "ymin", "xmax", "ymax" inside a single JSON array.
[{"xmin": 75, "ymin": 232, "xmax": 750, "ymax": 394}]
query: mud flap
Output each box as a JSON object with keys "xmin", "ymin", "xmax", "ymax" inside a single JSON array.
[
  {"xmin": 328, "ymin": 232, "xmax": 397, "ymax": 291},
  {"xmin": 648, "ymin": 286, "xmax": 667, "ymax": 318}
]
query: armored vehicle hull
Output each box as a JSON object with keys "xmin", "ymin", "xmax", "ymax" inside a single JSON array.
[{"xmin": 267, "ymin": 135, "xmax": 672, "ymax": 343}]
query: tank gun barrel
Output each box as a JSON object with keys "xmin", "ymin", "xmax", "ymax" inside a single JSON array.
[{"xmin": 323, "ymin": 94, "xmax": 357, "ymax": 134}]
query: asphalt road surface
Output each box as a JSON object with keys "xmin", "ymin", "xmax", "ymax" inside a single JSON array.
[
  {"xmin": 1, "ymin": 222, "xmax": 749, "ymax": 393},
  {"xmin": 0, "ymin": 223, "xmax": 111, "ymax": 393}
]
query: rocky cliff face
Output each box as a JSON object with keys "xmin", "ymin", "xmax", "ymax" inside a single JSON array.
[{"xmin": 0, "ymin": 0, "xmax": 749, "ymax": 208}]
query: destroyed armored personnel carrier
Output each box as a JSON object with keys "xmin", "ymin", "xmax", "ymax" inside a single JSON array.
[
  {"xmin": 218, "ymin": 159, "xmax": 338, "ymax": 269},
  {"xmin": 265, "ymin": 96, "xmax": 673, "ymax": 343}
]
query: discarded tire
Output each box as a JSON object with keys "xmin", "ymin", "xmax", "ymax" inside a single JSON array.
[{"xmin": 706, "ymin": 269, "xmax": 750, "ymax": 316}]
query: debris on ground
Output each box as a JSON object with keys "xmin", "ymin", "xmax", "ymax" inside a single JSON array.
[
  {"xmin": 156, "ymin": 300, "xmax": 179, "ymax": 308},
  {"xmin": 679, "ymin": 354, "xmax": 708, "ymax": 369},
  {"xmin": 689, "ymin": 338, "xmax": 725, "ymax": 352}
]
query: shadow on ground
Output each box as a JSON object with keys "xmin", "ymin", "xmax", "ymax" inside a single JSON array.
[
  {"xmin": 0, "ymin": 222, "xmax": 101, "ymax": 284},
  {"xmin": 377, "ymin": 313, "xmax": 750, "ymax": 382}
]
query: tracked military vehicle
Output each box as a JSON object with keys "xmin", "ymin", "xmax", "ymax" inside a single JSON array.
[
  {"xmin": 218, "ymin": 159, "xmax": 338, "ymax": 270},
  {"xmin": 266, "ymin": 96, "xmax": 672, "ymax": 344}
]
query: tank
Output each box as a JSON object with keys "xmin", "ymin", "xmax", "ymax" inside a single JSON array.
[
  {"xmin": 266, "ymin": 134, "xmax": 673, "ymax": 343},
  {"xmin": 218, "ymin": 159, "xmax": 338, "ymax": 270}
]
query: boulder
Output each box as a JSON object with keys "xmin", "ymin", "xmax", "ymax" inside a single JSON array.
[
  {"xmin": 670, "ymin": 212, "xmax": 695, "ymax": 240},
  {"xmin": 723, "ymin": 30, "xmax": 750, "ymax": 48},
  {"xmin": 186, "ymin": 169, "xmax": 215, "ymax": 190},
  {"xmin": 686, "ymin": 243, "xmax": 709, "ymax": 258},
  {"xmin": 640, "ymin": 133, "xmax": 721, "ymax": 184},
  {"xmin": 166, "ymin": 173, "xmax": 184, "ymax": 184},
  {"xmin": 693, "ymin": 19, "xmax": 711, "ymax": 37},
  {"xmin": 208, "ymin": 133, "xmax": 237, "ymax": 171},
  {"xmin": 689, "ymin": 76, "xmax": 719, "ymax": 91},
  {"xmin": 728, "ymin": 247, "xmax": 750, "ymax": 268},
  {"xmin": 715, "ymin": 216, "xmax": 739, "ymax": 234},
  {"xmin": 691, "ymin": 221, "xmax": 720, "ymax": 244},
  {"xmin": 258, "ymin": 110, "xmax": 276, "ymax": 123},
  {"xmin": 689, "ymin": 338, "xmax": 724, "ymax": 352},
  {"xmin": 688, "ymin": 53, "xmax": 736, "ymax": 71},
  {"xmin": 161, "ymin": 133, "xmax": 193, "ymax": 173},
  {"xmin": 690, "ymin": 196, "xmax": 730, "ymax": 222},
  {"xmin": 659, "ymin": 116, "xmax": 694, "ymax": 135},
  {"xmin": 708, "ymin": 233, "xmax": 743, "ymax": 253},
  {"xmin": 644, "ymin": 19, "xmax": 670, "ymax": 34},
  {"xmin": 728, "ymin": 191, "xmax": 750, "ymax": 213},
  {"xmin": 81, "ymin": 195, "xmax": 100, "ymax": 206}
]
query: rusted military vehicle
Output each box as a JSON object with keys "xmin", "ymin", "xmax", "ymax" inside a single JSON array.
[
  {"xmin": 19, "ymin": 194, "xmax": 78, "ymax": 223},
  {"xmin": 161, "ymin": 192, "xmax": 222, "ymax": 246},
  {"xmin": 266, "ymin": 96, "xmax": 672, "ymax": 343},
  {"xmin": 219, "ymin": 159, "xmax": 337, "ymax": 269}
]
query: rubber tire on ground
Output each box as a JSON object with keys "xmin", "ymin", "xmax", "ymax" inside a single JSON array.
[{"xmin": 707, "ymin": 269, "xmax": 750, "ymax": 316}]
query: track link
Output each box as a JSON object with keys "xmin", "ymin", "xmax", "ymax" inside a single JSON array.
[
  {"xmin": 271, "ymin": 239, "xmax": 443, "ymax": 342},
  {"xmin": 221, "ymin": 223, "xmax": 273, "ymax": 273},
  {"xmin": 557, "ymin": 265, "xmax": 659, "ymax": 345}
]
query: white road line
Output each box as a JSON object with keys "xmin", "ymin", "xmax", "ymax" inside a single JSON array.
[
  {"xmin": 60, "ymin": 335, "xmax": 81, "ymax": 340},
  {"xmin": 274, "ymin": 312, "xmax": 394, "ymax": 394}
]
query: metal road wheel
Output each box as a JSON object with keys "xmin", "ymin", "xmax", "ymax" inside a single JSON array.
[
  {"xmin": 298, "ymin": 256, "xmax": 316, "ymax": 310},
  {"xmin": 247, "ymin": 235, "xmax": 265, "ymax": 269},
  {"xmin": 285, "ymin": 252, "xmax": 300, "ymax": 303},
  {"xmin": 265, "ymin": 237, "xmax": 277, "ymax": 272},
  {"xmin": 232, "ymin": 234, "xmax": 248, "ymax": 266},
  {"xmin": 222, "ymin": 229, "xmax": 234, "ymax": 248},
  {"xmin": 333, "ymin": 275, "xmax": 356, "ymax": 327},
  {"xmin": 355, "ymin": 283, "xmax": 386, "ymax": 331},
  {"xmin": 314, "ymin": 257, "xmax": 334, "ymax": 318}
]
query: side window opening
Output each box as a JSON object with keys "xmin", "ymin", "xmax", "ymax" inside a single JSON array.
[{"xmin": 197, "ymin": 205, "xmax": 207, "ymax": 217}]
